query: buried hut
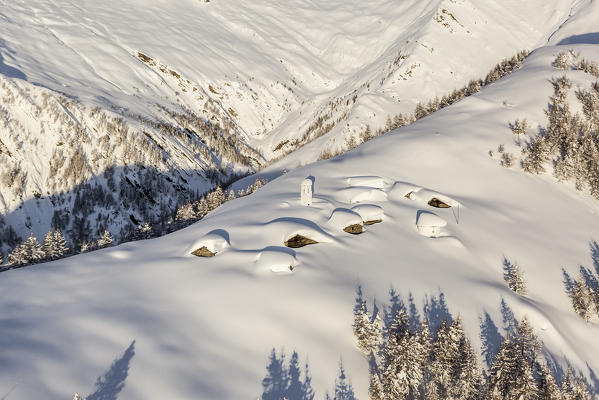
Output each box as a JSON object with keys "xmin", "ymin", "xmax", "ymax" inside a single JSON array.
[{"xmin": 416, "ymin": 212, "xmax": 447, "ymax": 238}]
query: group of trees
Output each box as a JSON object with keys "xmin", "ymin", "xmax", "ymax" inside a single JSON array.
[
  {"xmin": 353, "ymin": 287, "xmax": 595, "ymax": 400},
  {"xmin": 563, "ymin": 241, "xmax": 599, "ymax": 322},
  {"xmin": 319, "ymin": 50, "xmax": 530, "ymax": 161},
  {"xmin": 520, "ymin": 54, "xmax": 599, "ymax": 199},
  {"xmin": 554, "ymin": 50, "xmax": 599, "ymax": 79},
  {"xmin": 0, "ymin": 174, "xmax": 267, "ymax": 270},
  {"xmin": 1, "ymin": 70, "xmax": 265, "ymax": 269},
  {"xmin": 2, "ymin": 230, "xmax": 69, "ymax": 268},
  {"xmin": 175, "ymin": 178, "xmax": 267, "ymax": 224}
]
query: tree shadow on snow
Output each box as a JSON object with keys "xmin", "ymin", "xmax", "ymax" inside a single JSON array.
[
  {"xmin": 261, "ymin": 348, "xmax": 315, "ymax": 400},
  {"xmin": 423, "ymin": 291, "xmax": 452, "ymax": 338},
  {"xmin": 479, "ymin": 311, "xmax": 502, "ymax": 369},
  {"xmin": 87, "ymin": 340, "xmax": 135, "ymax": 400},
  {"xmin": 591, "ymin": 240, "xmax": 599, "ymax": 275}
]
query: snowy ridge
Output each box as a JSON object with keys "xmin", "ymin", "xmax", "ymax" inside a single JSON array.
[
  {"xmin": 1, "ymin": 36, "xmax": 599, "ymax": 399},
  {"xmin": 0, "ymin": 0, "xmax": 583, "ymax": 249}
]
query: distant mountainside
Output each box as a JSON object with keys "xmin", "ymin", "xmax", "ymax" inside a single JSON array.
[
  {"xmin": 0, "ymin": 0, "xmax": 583, "ymax": 254},
  {"xmin": 0, "ymin": 33, "xmax": 598, "ymax": 399}
]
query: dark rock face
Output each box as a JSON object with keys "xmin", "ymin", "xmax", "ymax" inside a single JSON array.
[
  {"xmin": 364, "ymin": 219, "xmax": 382, "ymax": 226},
  {"xmin": 284, "ymin": 235, "xmax": 318, "ymax": 248},
  {"xmin": 191, "ymin": 246, "xmax": 216, "ymax": 257},
  {"xmin": 428, "ymin": 198, "xmax": 451, "ymax": 208},
  {"xmin": 343, "ymin": 224, "xmax": 363, "ymax": 234}
]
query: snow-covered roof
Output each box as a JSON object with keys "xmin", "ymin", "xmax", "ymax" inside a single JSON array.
[{"xmin": 416, "ymin": 212, "xmax": 447, "ymax": 227}]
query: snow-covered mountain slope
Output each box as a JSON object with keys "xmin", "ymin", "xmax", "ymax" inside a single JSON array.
[
  {"xmin": 0, "ymin": 0, "xmax": 582, "ymax": 249},
  {"xmin": 1, "ymin": 39, "xmax": 598, "ymax": 399}
]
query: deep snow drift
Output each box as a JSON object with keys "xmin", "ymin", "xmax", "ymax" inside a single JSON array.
[
  {"xmin": 0, "ymin": 0, "xmax": 583, "ymax": 249},
  {"xmin": 1, "ymin": 36, "xmax": 599, "ymax": 399}
]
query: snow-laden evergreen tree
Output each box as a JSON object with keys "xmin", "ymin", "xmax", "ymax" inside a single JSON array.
[
  {"xmin": 368, "ymin": 367, "xmax": 384, "ymax": 400},
  {"xmin": 97, "ymin": 230, "xmax": 114, "ymax": 248},
  {"xmin": 570, "ymin": 279, "xmax": 592, "ymax": 321},
  {"xmin": 522, "ymin": 135, "xmax": 549, "ymax": 174},
  {"xmin": 25, "ymin": 234, "xmax": 45, "ymax": 263},
  {"xmin": 451, "ymin": 318, "xmax": 482, "ymax": 400},
  {"xmin": 80, "ymin": 240, "xmax": 95, "ymax": 253},
  {"xmin": 429, "ymin": 318, "xmax": 461, "ymax": 399},
  {"xmin": 486, "ymin": 317, "xmax": 542, "ymax": 399},
  {"xmin": 353, "ymin": 286, "xmax": 370, "ymax": 353},
  {"xmin": 72, "ymin": 393, "xmax": 85, "ymax": 400},
  {"xmin": 383, "ymin": 288, "xmax": 408, "ymax": 341},
  {"xmin": 43, "ymin": 229, "xmax": 69, "ymax": 260},
  {"xmin": 176, "ymin": 202, "xmax": 196, "ymax": 221},
  {"xmin": 381, "ymin": 305, "xmax": 411, "ymax": 399},
  {"xmin": 53, "ymin": 229, "xmax": 69, "ymax": 258},
  {"xmin": 352, "ymin": 288, "xmax": 382, "ymax": 355},
  {"xmin": 7, "ymin": 241, "xmax": 28, "ymax": 266},
  {"xmin": 227, "ymin": 189, "xmax": 236, "ymax": 201},
  {"xmin": 537, "ymin": 363, "xmax": 562, "ymax": 400},
  {"xmin": 333, "ymin": 361, "xmax": 356, "ymax": 400},
  {"xmin": 560, "ymin": 368, "xmax": 594, "ymax": 400},
  {"xmin": 504, "ymin": 259, "xmax": 527, "ymax": 295}
]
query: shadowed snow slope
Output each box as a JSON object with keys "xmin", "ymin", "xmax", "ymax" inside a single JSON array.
[{"xmin": 1, "ymin": 40, "xmax": 599, "ymax": 399}]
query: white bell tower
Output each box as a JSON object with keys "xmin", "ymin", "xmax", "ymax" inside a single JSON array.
[{"xmin": 301, "ymin": 178, "xmax": 313, "ymax": 206}]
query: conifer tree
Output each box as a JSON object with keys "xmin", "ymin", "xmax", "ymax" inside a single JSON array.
[
  {"xmin": 7, "ymin": 241, "xmax": 28, "ymax": 266},
  {"xmin": 53, "ymin": 229, "xmax": 69, "ymax": 257},
  {"xmin": 368, "ymin": 366, "xmax": 384, "ymax": 400},
  {"xmin": 97, "ymin": 230, "xmax": 114, "ymax": 248},
  {"xmin": 571, "ymin": 279, "xmax": 592, "ymax": 321},
  {"xmin": 504, "ymin": 259, "xmax": 527, "ymax": 295},
  {"xmin": 23, "ymin": 234, "xmax": 45, "ymax": 264},
  {"xmin": 537, "ymin": 363, "xmax": 562, "ymax": 400}
]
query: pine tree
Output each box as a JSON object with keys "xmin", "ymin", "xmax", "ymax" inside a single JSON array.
[
  {"xmin": 353, "ymin": 289, "xmax": 381, "ymax": 355},
  {"xmin": 537, "ymin": 364, "xmax": 562, "ymax": 400},
  {"xmin": 353, "ymin": 287, "xmax": 371, "ymax": 354},
  {"xmin": 522, "ymin": 135, "xmax": 549, "ymax": 174},
  {"xmin": 176, "ymin": 202, "xmax": 196, "ymax": 221},
  {"xmin": 72, "ymin": 393, "xmax": 85, "ymax": 400},
  {"xmin": 452, "ymin": 319, "xmax": 481, "ymax": 399},
  {"xmin": 97, "ymin": 230, "xmax": 114, "ymax": 248},
  {"xmin": 43, "ymin": 229, "xmax": 69, "ymax": 260},
  {"xmin": 23, "ymin": 234, "xmax": 45, "ymax": 264},
  {"xmin": 504, "ymin": 260, "xmax": 527, "ymax": 295},
  {"xmin": 368, "ymin": 368, "xmax": 384, "ymax": 400},
  {"xmin": 571, "ymin": 280, "xmax": 592, "ymax": 321},
  {"xmin": 227, "ymin": 189, "xmax": 236, "ymax": 201},
  {"xmin": 53, "ymin": 229, "xmax": 69, "ymax": 258},
  {"xmin": 7, "ymin": 241, "xmax": 28, "ymax": 266},
  {"xmin": 43, "ymin": 230, "xmax": 55, "ymax": 260}
]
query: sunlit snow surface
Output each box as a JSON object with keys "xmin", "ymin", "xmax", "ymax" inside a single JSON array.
[{"xmin": 1, "ymin": 0, "xmax": 599, "ymax": 399}]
